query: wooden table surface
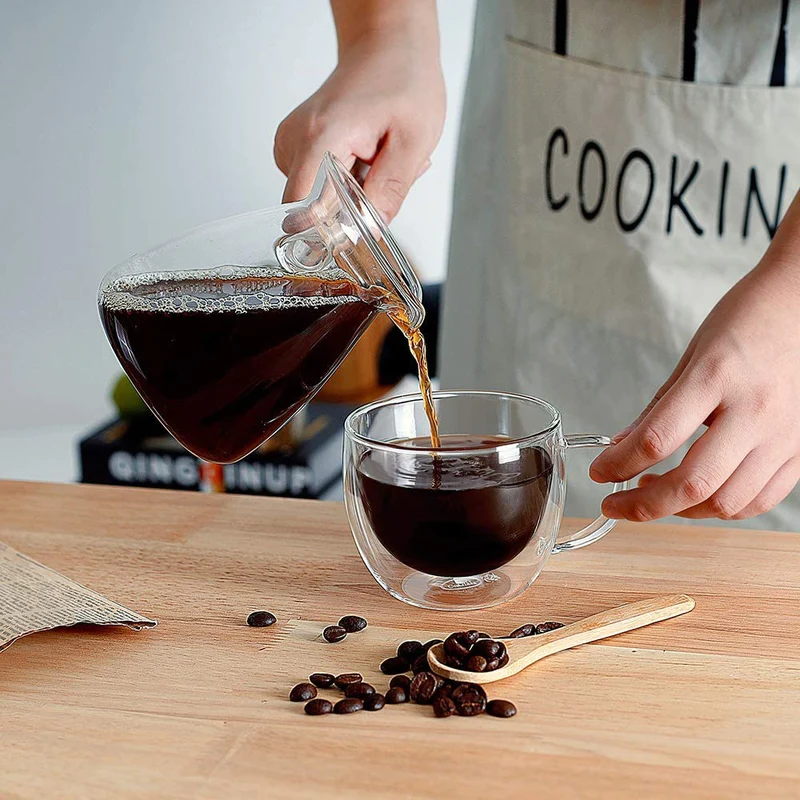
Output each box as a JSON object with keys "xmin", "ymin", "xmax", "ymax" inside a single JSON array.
[{"xmin": 3, "ymin": 481, "xmax": 800, "ymax": 799}]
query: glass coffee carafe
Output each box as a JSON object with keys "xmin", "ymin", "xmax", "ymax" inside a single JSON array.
[{"xmin": 98, "ymin": 153, "xmax": 424, "ymax": 464}]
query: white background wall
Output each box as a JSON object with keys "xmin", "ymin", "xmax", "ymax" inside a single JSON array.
[{"xmin": 0, "ymin": 0, "xmax": 475, "ymax": 480}]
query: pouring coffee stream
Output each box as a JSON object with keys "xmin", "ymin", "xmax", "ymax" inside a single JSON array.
[
  {"xmin": 345, "ymin": 155, "xmax": 440, "ymax": 449},
  {"xmin": 382, "ymin": 300, "xmax": 441, "ymax": 450}
]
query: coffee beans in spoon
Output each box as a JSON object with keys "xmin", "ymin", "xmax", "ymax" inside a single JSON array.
[{"xmin": 442, "ymin": 623, "xmax": 562, "ymax": 673}]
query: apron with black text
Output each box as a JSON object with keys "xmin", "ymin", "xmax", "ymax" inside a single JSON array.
[{"xmin": 440, "ymin": 0, "xmax": 800, "ymax": 529}]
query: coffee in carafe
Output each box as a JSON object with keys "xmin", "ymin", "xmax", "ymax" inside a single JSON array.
[{"xmin": 101, "ymin": 269, "xmax": 384, "ymax": 463}]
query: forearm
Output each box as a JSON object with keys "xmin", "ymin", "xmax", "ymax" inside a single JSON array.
[{"xmin": 330, "ymin": 0, "xmax": 439, "ymax": 56}]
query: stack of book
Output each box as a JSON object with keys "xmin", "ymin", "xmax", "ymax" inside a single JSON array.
[{"xmin": 79, "ymin": 402, "xmax": 351, "ymax": 500}]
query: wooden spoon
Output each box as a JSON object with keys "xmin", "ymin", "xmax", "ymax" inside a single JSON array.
[{"xmin": 427, "ymin": 594, "xmax": 695, "ymax": 684}]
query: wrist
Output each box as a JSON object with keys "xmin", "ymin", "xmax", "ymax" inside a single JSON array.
[{"xmin": 331, "ymin": 0, "xmax": 439, "ymax": 59}]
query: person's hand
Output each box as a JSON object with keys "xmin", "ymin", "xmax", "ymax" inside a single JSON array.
[
  {"xmin": 274, "ymin": 21, "xmax": 445, "ymax": 223},
  {"xmin": 590, "ymin": 223, "xmax": 800, "ymax": 522}
]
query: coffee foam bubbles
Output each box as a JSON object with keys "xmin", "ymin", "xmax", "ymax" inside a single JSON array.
[{"xmin": 99, "ymin": 266, "xmax": 368, "ymax": 314}]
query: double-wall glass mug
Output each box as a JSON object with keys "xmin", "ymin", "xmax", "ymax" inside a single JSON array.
[{"xmin": 344, "ymin": 391, "xmax": 629, "ymax": 610}]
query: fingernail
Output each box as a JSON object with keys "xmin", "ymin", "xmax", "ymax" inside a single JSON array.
[{"xmin": 601, "ymin": 499, "xmax": 621, "ymax": 519}]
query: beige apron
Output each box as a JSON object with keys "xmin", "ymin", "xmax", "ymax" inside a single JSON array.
[{"xmin": 440, "ymin": 1, "xmax": 800, "ymax": 529}]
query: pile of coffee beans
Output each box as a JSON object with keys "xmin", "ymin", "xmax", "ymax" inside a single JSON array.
[
  {"xmin": 291, "ymin": 665, "xmax": 515, "ymax": 719},
  {"xmin": 289, "ymin": 672, "xmax": 387, "ymax": 715},
  {"xmin": 322, "ymin": 615, "xmax": 368, "ymax": 643},
  {"xmin": 289, "ymin": 632, "xmax": 523, "ymax": 719}
]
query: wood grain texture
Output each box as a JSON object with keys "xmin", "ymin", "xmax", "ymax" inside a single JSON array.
[{"xmin": 2, "ymin": 480, "xmax": 800, "ymax": 800}]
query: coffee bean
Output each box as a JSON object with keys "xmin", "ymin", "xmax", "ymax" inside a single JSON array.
[
  {"xmin": 246, "ymin": 610, "xmax": 276, "ymax": 627},
  {"xmin": 487, "ymin": 699, "xmax": 517, "ymax": 718},
  {"xmin": 453, "ymin": 688, "xmax": 486, "ymax": 717},
  {"xmin": 344, "ymin": 682, "xmax": 375, "ymax": 699},
  {"xmin": 444, "ymin": 633, "xmax": 470, "ymax": 661},
  {"xmin": 463, "ymin": 630, "xmax": 481, "ymax": 646},
  {"xmin": 445, "ymin": 653, "xmax": 465, "ymax": 669},
  {"xmin": 536, "ymin": 621, "xmax": 565, "ymax": 634},
  {"xmin": 411, "ymin": 654, "xmax": 430, "ymax": 674},
  {"xmin": 334, "ymin": 698, "xmax": 363, "ymax": 714},
  {"xmin": 410, "ymin": 672, "xmax": 442, "ymax": 704},
  {"xmin": 334, "ymin": 673, "xmax": 363, "ymax": 689},
  {"xmin": 289, "ymin": 683, "xmax": 317, "ymax": 702},
  {"xmin": 472, "ymin": 639, "xmax": 501, "ymax": 659},
  {"xmin": 434, "ymin": 681, "xmax": 456, "ymax": 701},
  {"xmin": 509, "ymin": 623, "xmax": 536, "ymax": 638},
  {"xmin": 309, "ymin": 672, "xmax": 335, "ymax": 689},
  {"xmin": 497, "ymin": 651, "xmax": 509, "ymax": 668},
  {"xmin": 495, "ymin": 642, "xmax": 507, "ymax": 659},
  {"xmin": 338, "ymin": 615, "xmax": 367, "ymax": 633},
  {"xmin": 323, "ymin": 625, "xmax": 347, "ymax": 643},
  {"xmin": 397, "ymin": 640, "xmax": 424, "ymax": 662},
  {"xmin": 385, "ymin": 686, "xmax": 408, "ymax": 704},
  {"xmin": 389, "ymin": 675, "xmax": 411, "ymax": 692},
  {"xmin": 422, "ymin": 639, "xmax": 443, "ymax": 652},
  {"xmin": 485, "ymin": 657, "xmax": 500, "ymax": 671},
  {"xmin": 304, "ymin": 698, "xmax": 333, "ymax": 716},
  {"xmin": 363, "ymin": 693, "xmax": 386, "ymax": 711},
  {"xmin": 466, "ymin": 655, "xmax": 488, "ymax": 672},
  {"xmin": 451, "ymin": 682, "xmax": 487, "ymax": 702},
  {"xmin": 381, "ymin": 656, "xmax": 410, "ymax": 675},
  {"xmin": 433, "ymin": 696, "xmax": 456, "ymax": 718}
]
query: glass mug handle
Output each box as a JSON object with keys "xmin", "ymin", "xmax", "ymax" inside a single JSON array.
[{"xmin": 552, "ymin": 434, "xmax": 630, "ymax": 554}]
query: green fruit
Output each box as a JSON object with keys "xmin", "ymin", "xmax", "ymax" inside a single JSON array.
[{"xmin": 111, "ymin": 374, "xmax": 149, "ymax": 418}]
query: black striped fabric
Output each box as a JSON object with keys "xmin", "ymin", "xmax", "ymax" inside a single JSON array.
[
  {"xmin": 554, "ymin": 0, "xmax": 568, "ymax": 56},
  {"xmin": 682, "ymin": 0, "xmax": 700, "ymax": 81},
  {"xmin": 771, "ymin": 0, "xmax": 790, "ymax": 86},
  {"xmin": 545, "ymin": 0, "xmax": 795, "ymax": 86}
]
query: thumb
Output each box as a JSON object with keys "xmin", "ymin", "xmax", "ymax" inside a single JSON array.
[
  {"xmin": 362, "ymin": 135, "xmax": 425, "ymax": 223},
  {"xmin": 282, "ymin": 147, "xmax": 328, "ymax": 204}
]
